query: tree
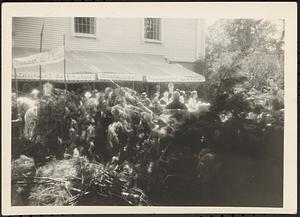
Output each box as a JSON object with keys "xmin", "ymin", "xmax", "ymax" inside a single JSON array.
[{"xmin": 199, "ymin": 19, "xmax": 284, "ymax": 101}]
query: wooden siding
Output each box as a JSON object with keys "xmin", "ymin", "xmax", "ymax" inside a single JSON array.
[
  {"xmin": 13, "ymin": 17, "xmax": 205, "ymax": 62},
  {"xmin": 13, "ymin": 17, "xmax": 67, "ymax": 50}
]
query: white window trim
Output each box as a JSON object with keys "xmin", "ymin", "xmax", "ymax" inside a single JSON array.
[
  {"xmin": 71, "ymin": 17, "xmax": 98, "ymax": 38},
  {"xmin": 142, "ymin": 18, "xmax": 163, "ymax": 44}
]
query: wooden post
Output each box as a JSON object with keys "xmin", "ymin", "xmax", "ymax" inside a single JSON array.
[
  {"xmin": 14, "ymin": 68, "xmax": 18, "ymax": 97},
  {"xmin": 63, "ymin": 34, "xmax": 67, "ymax": 91},
  {"xmin": 93, "ymin": 73, "xmax": 96, "ymax": 90},
  {"xmin": 132, "ymin": 81, "xmax": 135, "ymax": 90},
  {"xmin": 39, "ymin": 23, "xmax": 44, "ymax": 92}
]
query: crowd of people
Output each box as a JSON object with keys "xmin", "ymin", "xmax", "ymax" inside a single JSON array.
[
  {"xmin": 140, "ymin": 82, "xmax": 208, "ymax": 114},
  {"xmin": 11, "ymin": 82, "xmax": 210, "ymax": 165}
]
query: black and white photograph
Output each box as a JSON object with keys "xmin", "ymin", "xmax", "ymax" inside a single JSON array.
[{"xmin": 2, "ymin": 2, "xmax": 297, "ymax": 215}]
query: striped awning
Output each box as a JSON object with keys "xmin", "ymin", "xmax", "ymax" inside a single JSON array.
[{"xmin": 12, "ymin": 47, "xmax": 205, "ymax": 83}]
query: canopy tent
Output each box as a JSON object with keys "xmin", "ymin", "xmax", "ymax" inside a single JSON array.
[{"xmin": 12, "ymin": 47, "xmax": 205, "ymax": 83}]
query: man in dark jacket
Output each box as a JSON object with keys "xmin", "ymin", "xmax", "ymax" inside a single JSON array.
[{"xmin": 165, "ymin": 91, "xmax": 187, "ymax": 110}]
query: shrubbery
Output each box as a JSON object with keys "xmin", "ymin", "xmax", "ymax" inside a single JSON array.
[{"xmin": 11, "ymin": 19, "xmax": 284, "ymax": 206}]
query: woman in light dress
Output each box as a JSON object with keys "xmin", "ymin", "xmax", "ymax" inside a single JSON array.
[{"xmin": 187, "ymin": 90, "xmax": 198, "ymax": 112}]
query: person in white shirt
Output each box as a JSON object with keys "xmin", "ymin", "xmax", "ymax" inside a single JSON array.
[
  {"xmin": 23, "ymin": 101, "xmax": 39, "ymax": 140},
  {"xmin": 167, "ymin": 83, "xmax": 174, "ymax": 101},
  {"xmin": 159, "ymin": 91, "xmax": 170, "ymax": 106},
  {"xmin": 179, "ymin": 90, "xmax": 186, "ymax": 104},
  {"xmin": 187, "ymin": 90, "xmax": 198, "ymax": 112}
]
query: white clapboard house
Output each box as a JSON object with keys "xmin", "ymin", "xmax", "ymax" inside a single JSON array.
[{"xmin": 12, "ymin": 17, "xmax": 206, "ymax": 90}]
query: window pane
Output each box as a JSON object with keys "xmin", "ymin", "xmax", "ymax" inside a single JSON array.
[
  {"xmin": 87, "ymin": 23, "xmax": 90, "ymax": 33},
  {"xmin": 78, "ymin": 18, "xmax": 83, "ymax": 25},
  {"xmin": 154, "ymin": 21, "xmax": 157, "ymax": 40},
  {"xmin": 158, "ymin": 19, "xmax": 161, "ymax": 40},
  {"xmin": 157, "ymin": 26, "xmax": 159, "ymax": 40},
  {"xmin": 86, "ymin": 24, "xmax": 89, "ymax": 33},
  {"xmin": 74, "ymin": 17, "xmax": 96, "ymax": 35},
  {"xmin": 91, "ymin": 18, "xmax": 94, "ymax": 34},
  {"xmin": 145, "ymin": 18, "xmax": 160, "ymax": 40},
  {"xmin": 158, "ymin": 20, "xmax": 160, "ymax": 40},
  {"xmin": 145, "ymin": 18, "xmax": 149, "ymax": 39},
  {"xmin": 90, "ymin": 23, "xmax": 94, "ymax": 34},
  {"xmin": 75, "ymin": 18, "xmax": 79, "ymax": 33}
]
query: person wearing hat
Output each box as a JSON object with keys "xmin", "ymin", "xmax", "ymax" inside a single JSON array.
[
  {"xmin": 141, "ymin": 92, "xmax": 151, "ymax": 107},
  {"xmin": 30, "ymin": 89, "xmax": 40, "ymax": 100},
  {"xmin": 165, "ymin": 91, "xmax": 187, "ymax": 110}
]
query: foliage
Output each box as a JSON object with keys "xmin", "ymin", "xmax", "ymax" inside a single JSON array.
[
  {"xmin": 197, "ymin": 21, "xmax": 284, "ymax": 205},
  {"xmin": 199, "ymin": 19, "xmax": 284, "ymax": 102},
  {"xmin": 12, "ymin": 80, "xmax": 284, "ymax": 206},
  {"xmin": 223, "ymin": 19, "xmax": 277, "ymax": 53},
  {"xmin": 12, "ymin": 19, "xmax": 285, "ymax": 205}
]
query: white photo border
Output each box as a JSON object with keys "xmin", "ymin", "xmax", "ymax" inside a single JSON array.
[{"xmin": 1, "ymin": 2, "xmax": 297, "ymax": 215}]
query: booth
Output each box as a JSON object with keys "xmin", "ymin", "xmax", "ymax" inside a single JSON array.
[{"xmin": 12, "ymin": 47, "xmax": 205, "ymax": 93}]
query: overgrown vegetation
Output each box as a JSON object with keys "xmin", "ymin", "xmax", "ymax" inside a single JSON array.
[{"xmin": 12, "ymin": 19, "xmax": 284, "ymax": 206}]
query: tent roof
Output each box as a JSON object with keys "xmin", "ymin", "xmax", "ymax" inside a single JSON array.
[{"xmin": 12, "ymin": 47, "xmax": 205, "ymax": 83}]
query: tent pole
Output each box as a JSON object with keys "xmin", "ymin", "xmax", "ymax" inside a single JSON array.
[
  {"xmin": 14, "ymin": 68, "xmax": 18, "ymax": 97},
  {"xmin": 63, "ymin": 34, "xmax": 67, "ymax": 91},
  {"xmin": 93, "ymin": 73, "xmax": 96, "ymax": 90},
  {"xmin": 158, "ymin": 82, "xmax": 161, "ymax": 96},
  {"xmin": 39, "ymin": 23, "xmax": 44, "ymax": 92}
]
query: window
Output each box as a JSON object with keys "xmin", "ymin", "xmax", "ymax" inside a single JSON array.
[
  {"xmin": 73, "ymin": 17, "xmax": 96, "ymax": 37},
  {"xmin": 144, "ymin": 18, "xmax": 161, "ymax": 42}
]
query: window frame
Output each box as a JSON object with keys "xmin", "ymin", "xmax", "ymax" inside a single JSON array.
[
  {"xmin": 71, "ymin": 17, "xmax": 97, "ymax": 38},
  {"xmin": 142, "ymin": 18, "xmax": 163, "ymax": 44}
]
